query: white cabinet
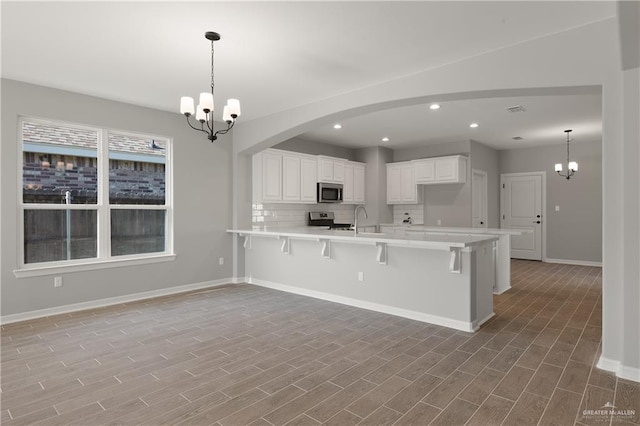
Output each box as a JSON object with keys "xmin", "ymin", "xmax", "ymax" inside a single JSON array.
[
  {"xmin": 282, "ymin": 155, "xmax": 301, "ymax": 202},
  {"xmin": 300, "ymin": 157, "xmax": 318, "ymax": 203},
  {"xmin": 317, "ymin": 156, "xmax": 345, "ymax": 183},
  {"xmin": 254, "ymin": 151, "xmax": 282, "ymax": 202},
  {"xmin": 353, "ymin": 162, "xmax": 365, "ymax": 203},
  {"xmin": 253, "ymin": 149, "xmax": 317, "ymax": 204},
  {"xmin": 387, "ymin": 162, "xmax": 421, "ymax": 204},
  {"xmin": 434, "ymin": 156, "xmax": 466, "ymax": 183},
  {"xmin": 343, "ymin": 161, "xmax": 366, "ymax": 204},
  {"xmin": 415, "ymin": 159, "xmax": 435, "ymax": 183},
  {"xmin": 414, "ymin": 155, "xmax": 467, "ymax": 184}
]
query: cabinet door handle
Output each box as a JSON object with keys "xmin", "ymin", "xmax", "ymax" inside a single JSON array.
[{"xmin": 533, "ymin": 220, "xmax": 541, "ymax": 224}]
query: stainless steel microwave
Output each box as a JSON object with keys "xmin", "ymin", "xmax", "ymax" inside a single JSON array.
[{"xmin": 317, "ymin": 182, "xmax": 343, "ymax": 203}]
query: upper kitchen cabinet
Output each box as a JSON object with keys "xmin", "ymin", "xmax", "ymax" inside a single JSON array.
[
  {"xmin": 253, "ymin": 150, "xmax": 282, "ymax": 202},
  {"xmin": 414, "ymin": 155, "xmax": 467, "ymax": 184},
  {"xmin": 387, "ymin": 162, "xmax": 421, "ymax": 204},
  {"xmin": 253, "ymin": 149, "xmax": 317, "ymax": 204},
  {"xmin": 343, "ymin": 161, "xmax": 366, "ymax": 204},
  {"xmin": 317, "ymin": 156, "xmax": 345, "ymax": 183},
  {"xmin": 415, "ymin": 159, "xmax": 435, "ymax": 183}
]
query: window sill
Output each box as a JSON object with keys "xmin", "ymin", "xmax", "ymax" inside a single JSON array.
[{"xmin": 13, "ymin": 254, "xmax": 177, "ymax": 278}]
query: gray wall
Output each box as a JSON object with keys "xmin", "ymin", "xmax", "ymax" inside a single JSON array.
[
  {"xmin": 470, "ymin": 140, "xmax": 500, "ymax": 229},
  {"xmin": 1, "ymin": 79, "xmax": 234, "ymax": 317},
  {"xmin": 394, "ymin": 141, "xmax": 472, "ymax": 227},
  {"xmin": 274, "ymin": 137, "xmax": 357, "ymax": 160},
  {"xmin": 499, "ymin": 140, "xmax": 602, "ymax": 263},
  {"xmin": 354, "ymin": 146, "xmax": 394, "ymax": 226}
]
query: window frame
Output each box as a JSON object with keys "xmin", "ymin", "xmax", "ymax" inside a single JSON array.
[{"xmin": 15, "ymin": 116, "xmax": 175, "ymax": 278}]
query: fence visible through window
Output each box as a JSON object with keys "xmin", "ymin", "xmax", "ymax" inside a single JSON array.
[{"xmin": 20, "ymin": 118, "xmax": 171, "ymax": 266}]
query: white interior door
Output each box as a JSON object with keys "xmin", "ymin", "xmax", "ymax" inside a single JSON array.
[
  {"xmin": 501, "ymin": 173, "xmax": 543, "ymax": 260},
  {"xmin": 472, "ymin": 169, "xmax": 488, "ymax": 228}
]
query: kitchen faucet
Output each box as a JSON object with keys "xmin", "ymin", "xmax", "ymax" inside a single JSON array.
[{"xmin": 354, "ymin": 205, "xmax": 368, "ymax": 236}]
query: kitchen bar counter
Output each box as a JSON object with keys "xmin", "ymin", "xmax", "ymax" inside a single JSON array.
[
  {"xmin": 228, "ymin": 227, "xmax": 498, "ymax": 251},
  {"xmin": 229, "ymin": 227, "xmax": 497, "ymax": 332}
]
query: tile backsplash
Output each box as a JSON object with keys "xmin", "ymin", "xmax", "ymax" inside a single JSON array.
[
  {"xmin": 392, "ymin": 204, "xmax": 424, "ymax": 225},
  {"xmin": 252, "ymin": 203, "xmax": 356, "ymax": 228}
]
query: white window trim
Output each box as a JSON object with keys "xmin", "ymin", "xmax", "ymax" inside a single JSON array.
[{"xmin": 15, "ymin": 116, "xmax": 174, "ymax": 277}]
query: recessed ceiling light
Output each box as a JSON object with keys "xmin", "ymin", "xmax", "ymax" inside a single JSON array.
[
  {"xmin": 469, "ymin": 123, "xmax": 479, "ymax": 128},
  {"xmin": 333, "ymin": 124, "xmax": 342, "ymax": 129},
  {"xmin": 382, "ymin": 137, "xmax": 390, "ymax": 142},
  {"xmin": 429, "ymin": 104, "xmax": 441, "ymax": 110}
]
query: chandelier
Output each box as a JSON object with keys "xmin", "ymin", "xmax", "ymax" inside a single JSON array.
[
  {"xmin": 179, "ymin": 32, "xmax": 241, "ymax": 142},
  {"xmin": 555, "ymin": 129, "xmax": 578, "ymax": 180}
]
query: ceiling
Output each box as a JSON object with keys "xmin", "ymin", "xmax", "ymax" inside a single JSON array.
[{"xmin": 1, "ymin": 1, "xmax": 614, "ymax": 151}]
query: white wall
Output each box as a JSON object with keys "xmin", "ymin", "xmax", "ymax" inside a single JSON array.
[{"xmin": 1, "ymin": 80, "xmax": 235, "ymax": 318}]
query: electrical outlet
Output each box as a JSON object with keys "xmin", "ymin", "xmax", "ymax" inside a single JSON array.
[
  {"xmin": 218, "ymin": 257, "xmax": 224, "ymax": 265},
  {"xmin": 54, "ymin": 276, "xmax": 63, "ymax": 288},
  {"xmin": 555, "ymin": 205, "xmax": 560, "ymax": 212},
  {"xmin": 358, "ymin": 272, "xmax": 364, "ymax": 282},
  {"xmin": 437, "ymin": 219, "xmax": 442, "ymax": 226}
]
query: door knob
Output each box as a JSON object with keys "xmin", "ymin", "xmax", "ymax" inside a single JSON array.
[{"xmin": 480, "ymin": 221, "xmax": 484, "ymax": 225}]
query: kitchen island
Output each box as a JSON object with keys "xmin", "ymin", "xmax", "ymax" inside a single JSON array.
[
  {"xmin": 380, "ymin": 224, "xmax": 529, "ymax": 294},
  {"xmin": 228, "ymin": 228, "xmax": 498, "ymax": 332}
]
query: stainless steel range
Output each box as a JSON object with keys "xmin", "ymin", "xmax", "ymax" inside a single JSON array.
[{"xmin": 308, "ymin": 211, "xmax": 353, "ymax": 230}]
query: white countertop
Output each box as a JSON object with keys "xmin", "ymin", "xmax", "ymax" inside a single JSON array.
[
  {"xmin": 228, "ymin": 227, "xmax": 498, "ymax": 250},
  {"xmin": 379, "ymin": 224, "xmax": 529, "ymax": 235}
]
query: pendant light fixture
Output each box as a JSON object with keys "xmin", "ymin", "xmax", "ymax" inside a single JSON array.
[
  {"xmin": 555, "ymin": 129, "xmax": 578, "ymax": 180},
  {"xmin": 179, "ymin": 32, "xmax": 241, "ymax": 142}
]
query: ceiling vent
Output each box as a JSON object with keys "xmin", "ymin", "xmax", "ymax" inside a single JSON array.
[
  {"xmin": 512, "ymin": 136, "xmax": 523, "ymax": 140},
  {"xmin": 506, "ymin": 105, "xmax": 526, "ymax": 113}
]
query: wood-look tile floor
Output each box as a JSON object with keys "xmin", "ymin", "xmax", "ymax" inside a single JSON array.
[{"xmin": 2, "ymin": 260, "xmax": 639, "ymax": 425}]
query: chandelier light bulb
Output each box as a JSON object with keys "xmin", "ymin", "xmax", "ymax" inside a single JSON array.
[
  {"xmin": 227, "ymin": 99, "xmax": 241, "ymax": 117},
  {"xmin": 195, "ymin": 105, "xmax": 206, "ymax": 122},
  {"xmin": 180, "ymin": 97, "xmax": 195, "ymax": 116},
  {"xmin": 199, "ymin": 93, "xmax": 214, "ymax": 113}
]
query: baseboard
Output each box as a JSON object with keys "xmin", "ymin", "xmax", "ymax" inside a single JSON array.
[
  {"xmin": 493, "ymin": 286, "xmax": 511, "ymax": 295},
  {"xmin": 473, "ymin": 312, "xmax": 495, "ymax": 331},
  {"xmin": 544, "ymin": 258, "xmax": 603, "ymax": 267},
  {"xmin": 597, "ymin": 355, "xmax": 640, "ymax": 383},
  {"xmin": 249, "ymin": 277, "xmax": 476, "ymax": 332},
  {"xmin": 0, "ymin": 278, "xmax": 236, "ymax": 325}
]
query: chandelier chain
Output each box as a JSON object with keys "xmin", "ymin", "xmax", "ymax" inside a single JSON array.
[{"xmin": 210, "ymin": 39, "xmax": 215, "ymax": 96}]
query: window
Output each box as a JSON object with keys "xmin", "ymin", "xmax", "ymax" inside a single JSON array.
[{"xmin": 18, "ymin": 117, "xmax": 173, "ymax": 273}]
